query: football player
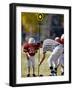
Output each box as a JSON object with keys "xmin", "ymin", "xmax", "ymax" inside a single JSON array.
[
  {"xmin": 23, "ymin": 37, "xmax": 40, "ymax": 77},
  {"xmin": 57, "ymin": 34, "xmax": 64, "ymax": 75},
  {"xmin": 39, "ymin": 36, "xmax": 64, "ymax": 76}
]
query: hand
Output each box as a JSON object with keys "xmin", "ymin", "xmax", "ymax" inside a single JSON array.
[
  {"xmin": 27, "ymin": 56, "xmax": 29, "ymax": 60},
  {"xmin": 39, "ymin": 62, "xmax": 41, "ymax": 67},
  {"xmin": 26, "ymin": 53, "xmax": 29, "ymax": 60}
]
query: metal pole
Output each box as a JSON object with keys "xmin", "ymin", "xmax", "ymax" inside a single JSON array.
[
  {"xmin": 38, "ymin": 22, "xmax": 40, "ymax": 76},
  {"xmin": 37, "ymin": 13, "xmax": 44, "ymax": 76}
]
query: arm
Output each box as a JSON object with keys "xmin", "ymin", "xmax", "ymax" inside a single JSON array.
[
  {"xmin": 23, "ymin": 43, "xmax": 28, "ymax": 53},
  {"xmin": 39, "ymin": 52, "xmax": 46, "ymax": 66},
  {"xmin": 23, "ymin": 43, "xmax": 29, "ymax": 60},
  {"xmin": 25, "ymin": 53, "xmax": 30, "ymax": 60}
]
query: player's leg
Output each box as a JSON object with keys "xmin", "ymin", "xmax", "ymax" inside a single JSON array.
[
  {"xmin": 48, "ymin": 50, "xmax": 61, "ymax": 76},
  {"xmin": 32, "ymin": 66, "xmax": 36, "ymax": 77},
  {"xmin": 58, "ymin": 54, "xmax": 64, "ymax": 75},
  {"xmin": 51, "ymin": 61, "xmax": 58, "ymax": 76},
  {"xmin": 48, "ymin": 53, "xmax": 57, "ymax": 76},
  {"xmin": 52, "ymin": 63, "xmax": 57, "ymax": 76},
  {"xmin": 31, "ymin": 56, "xmax": 36, "ymax": 77},
  {"xmin": 61, "ymin": 54, "xmax": 64, "ymax": 75},
  {"xmin": 53, "ymin": 58, "xmax": 60, "ymax": 76},
  {"xmin": 27, "ymin": 59, "xmax": 31, "ymax": 77},
  {"xmin": 51, "ymin": 45, "xmax": 64, "ymax": 76},
  {"xmin": 60, "ymin": 54, "xmax": 64, "ymax": 75}
]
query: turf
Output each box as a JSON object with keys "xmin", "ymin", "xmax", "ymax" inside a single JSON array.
[{"xmin": 21, "ymin": 48, "xmax": 62, "ymax": 77}]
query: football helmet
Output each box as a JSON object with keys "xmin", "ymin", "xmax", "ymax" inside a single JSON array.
[
  {"xmin": 55, "ymin": 37, "xmax": 60, "ymax": 43},
  {"xmin": 28, "ymin": 37, "xmax": 35, "ymax": 44}
]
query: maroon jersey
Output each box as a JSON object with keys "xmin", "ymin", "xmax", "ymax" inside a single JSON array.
[
  {"xmin": 60, "ymin": 38, "xmax": 64, "ymax": 44},
  {"xmin": 57, "ymin": 38, "xmax": 64, "ymax": 45},
  {"xmin": 23, "ymin": 43, "xmax": 40, "ymax": 56}
]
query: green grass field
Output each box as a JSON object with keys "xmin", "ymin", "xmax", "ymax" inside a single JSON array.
[{"xmin": 21, "ymin": 48, "xmax": 62, "ymax": 77}]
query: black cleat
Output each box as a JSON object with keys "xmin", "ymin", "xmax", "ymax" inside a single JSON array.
[
  {"xmin": 33, "ymin": 74, "xmax": 36, "ymax": 77},
  {"xmin": 61, "ymin": 72, "xmax": 64, "ymax": 75},
  {"xmin": 27, "ymin": 74, "xmax": 30, "ymax": 77},
  {"xmin": 50, "ymin": 66, "xmax": 53, "ymax": 70},
  {"xmin": 55, "ymin": 67, "xmax": 57, "ymax": 71},
  {"xmin": 49, "ymin": 74, "xmax": 52, "ymax": 76},
  {"xmin": 51, "ymin": 70, "xmax": 57, "ymax": 76},
  {"xmin": 39, "ymin": 74, "xmax": 43, "ymax": 76}
]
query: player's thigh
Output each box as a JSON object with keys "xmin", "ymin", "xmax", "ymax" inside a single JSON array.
[
  {"xmin": 47, "ymin": 54, "xmax": 55, "ymax": 67},
  {"xmin": 58, "ymin": 54, "xmax": 64, "ymax": 65},
  {"xmin": 31, "ymin": 57, "xmax": 35, "ymax": 67},
  {"xmin": 27, "ymin": 59, "xmax": 31, "ymax": 67}
]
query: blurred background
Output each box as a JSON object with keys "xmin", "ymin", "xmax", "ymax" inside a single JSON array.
[{"xmin": 21, "ymin": 12, "xmax": 64, "ymax": 44}]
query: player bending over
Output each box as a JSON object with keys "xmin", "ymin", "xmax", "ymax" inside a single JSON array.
[
  {"xmin": 57, "ymin": 34, "xmax": 64, "ymax": 75},
  {"xmin": 23, "ymin": 37, "xmax": 40, "ymax": 77},
  {"xmin": 39, "ymin": 35, "xmax": 64, "ymax": 76}
]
